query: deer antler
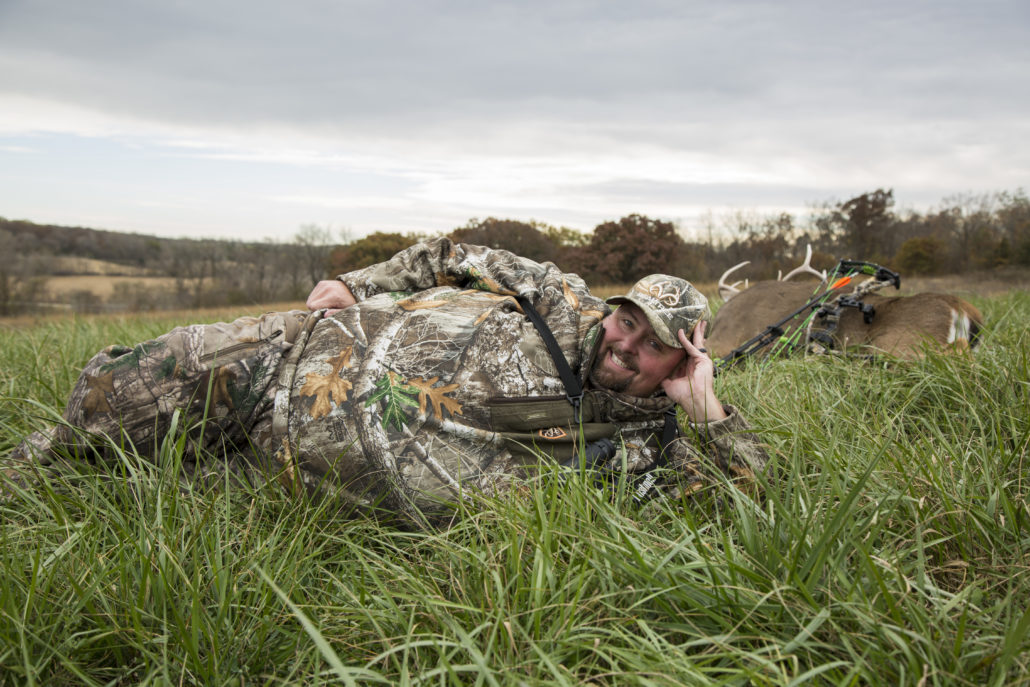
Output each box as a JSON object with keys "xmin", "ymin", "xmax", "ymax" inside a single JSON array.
[
  {"xmin": 718, "ymin": 261, "xmax": 750, "ymax": 301},
  {"xmin": 780, "ymin": 245, "xmax": 826, "ymax": 283}
]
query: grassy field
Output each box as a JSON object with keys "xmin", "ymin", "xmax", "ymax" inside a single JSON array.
[{"xmin": 1, "ymin": 290, "xmax": 1028, "ymax": 685}]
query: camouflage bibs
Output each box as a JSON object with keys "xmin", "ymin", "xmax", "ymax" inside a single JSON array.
[
  {"xmin": 487, "ymin": 393, "xmax": 618, "ymax": 460},
  {"xmin": 487, "ymin": 389, "xmax": 678, "ymax": 475}
]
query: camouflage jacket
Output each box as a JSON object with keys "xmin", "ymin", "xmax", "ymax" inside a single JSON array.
[{"xmin": 274, "ymin": 238, "xmax": 768, "ymax": 523}]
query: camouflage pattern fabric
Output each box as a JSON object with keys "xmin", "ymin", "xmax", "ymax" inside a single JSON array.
[
  {"xmin": 8, "ymin": 238, "xmax": 769, "ymax": 526},
  {"xmin": 8, "ymin": 311, "xmax": 308, "ymax": 489},
  {"xmin": 274, "ymin": 238, "xmax": 769, "ymax": 524}
]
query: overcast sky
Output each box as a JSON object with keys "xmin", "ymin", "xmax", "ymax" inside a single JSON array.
[{"xmin": 0, "ymin": 0, "xmax": 1027, "ymax": 242}]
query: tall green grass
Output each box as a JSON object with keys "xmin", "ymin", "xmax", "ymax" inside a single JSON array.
[{"xmin": 1, "ymin": 295, "xmax": 1028, "ymax": 686}]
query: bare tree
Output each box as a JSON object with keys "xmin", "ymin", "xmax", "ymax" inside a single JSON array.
[
  {"xmin": 294, "ymin": 224, "xmax": 336, "ymax": 286},
  {"xmin": 0, "ymin": 230, "xmax": 50, "ymax": 315}
]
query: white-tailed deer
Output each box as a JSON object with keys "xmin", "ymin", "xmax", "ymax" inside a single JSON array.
[{"xmin": 708, "ymin": 246, "xmax": 984, "ymax": 364}]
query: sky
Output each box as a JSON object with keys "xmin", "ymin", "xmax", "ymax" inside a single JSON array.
[{"xmin": 0, "ymin": 0, "xmax": 1027, "ymax": 243}]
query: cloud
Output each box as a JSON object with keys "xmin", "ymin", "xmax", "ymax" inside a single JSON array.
[
  {"xmin": 0, "ymin": 0, "xmax": 1027, "ymax": 239},
  {"xmin": 5, "ymin": 0, "xmax": 1025, "ymax": 129}
]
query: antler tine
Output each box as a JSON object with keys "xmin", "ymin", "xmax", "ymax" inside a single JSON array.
[
  {"xmin": 718, "ymin": 261, "xmax": 750, "ymax": 301},
  {"xmin": 780, "ymin": 244, "xmax": 826, "ymax": 283}
]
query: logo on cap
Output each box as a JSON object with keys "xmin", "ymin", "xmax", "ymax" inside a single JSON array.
[{"xmin": 641, "ymin": 280, "xmax": 683, "ymax": 307}]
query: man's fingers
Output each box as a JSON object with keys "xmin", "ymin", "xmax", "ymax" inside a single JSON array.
[
  {"xmin": 678, "ymin": 322, "xmax": 709, "ymax": 358},
  {"xmin": 677, "ymin": 327, "xmax": 696, "ymax": 352},
  {"xmin": 692, "ymin": 320, "xmax": 708, "ymax": 349}
]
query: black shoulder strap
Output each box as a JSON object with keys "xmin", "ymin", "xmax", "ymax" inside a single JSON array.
[
  {"xmin": 515, "ymin": 293, "xmax": 680, "ymax": 460},
  {"xmin": 659, "ymin": 407, "xmax": 678, "ymax": 465},
  {"xmin": 515, "ymin": 294, "xmax": 584, "ymax": 422}
]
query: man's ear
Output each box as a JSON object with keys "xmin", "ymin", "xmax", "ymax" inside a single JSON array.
[{"xmin": 669, "ymin": 352, "xmax": 690, "ymax": 379}]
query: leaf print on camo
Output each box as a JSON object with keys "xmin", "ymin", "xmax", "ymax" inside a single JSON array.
[
  {"xmin": 407, "ymin": 376, "xmax": 463, "ymax": 419},
  {"xmin": 366, "ymin": 371, "xmax": 420, "ymax": 431},
  {"xmin": 298, "ymin": 346, "xmax": 354, "ymax": 419}
]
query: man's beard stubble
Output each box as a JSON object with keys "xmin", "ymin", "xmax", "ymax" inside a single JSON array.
[{"xmin": 587, "ymin": 350, "xmax": 631, "ymax": 393}]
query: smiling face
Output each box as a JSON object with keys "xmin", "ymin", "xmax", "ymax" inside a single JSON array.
[{"xmin": 589, "ymin": 303, "xmax": 687, "ymax": 397}]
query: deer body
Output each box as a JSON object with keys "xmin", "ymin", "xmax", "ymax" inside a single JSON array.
[
  {"xmin": 708, "ymin": 282, "xmax": 983, "ymax": 361},
  {"xmin": 709, "ymin": 247, "xmax": 983, "ymax": 362}
]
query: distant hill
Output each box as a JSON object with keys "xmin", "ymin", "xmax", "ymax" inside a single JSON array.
[
  {"xmin": 1, "ymin": 217, "xmax": 206, "ymax": 271},
  {"xmin": 49, "ymin": 257, "xmax": 153, "ymax": 276},
  {"xmin": 0, "ymin": 217, "xmax": 330, "ymax": 315}
]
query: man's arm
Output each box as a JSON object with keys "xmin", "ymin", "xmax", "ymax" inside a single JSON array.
[
  {"xmin": 334, "ymin": 237, "xmax": 565, "ymax": 303},
  {"xmin": 657, "ymin": 320, "xmax": 769, "ymax": 495},
  {"xmin": 306, "ymin": 237, "xmax": 571, "ymax": 313},
  {"xmin": 658, "ymin": 404, "xmax": 770, "ymax": 499}
]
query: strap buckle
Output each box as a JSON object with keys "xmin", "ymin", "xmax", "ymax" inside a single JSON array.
[{"xmin": 567, "ymin": 392, "xmax": 584, "ymax": 425}]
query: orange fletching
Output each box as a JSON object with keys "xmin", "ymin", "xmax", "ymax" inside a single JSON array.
[{"xmin": 830, "ymin": 276, "xmax": 852, "ymax": 290}]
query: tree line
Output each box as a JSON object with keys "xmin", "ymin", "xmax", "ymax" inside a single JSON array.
[
  {"xmin": 2, "ymin": 187, "xmax": 1027, "ymax": 316},
  {"xmin": 330, "ymin": 188, "xmax": 1030, "ymax": 284}
]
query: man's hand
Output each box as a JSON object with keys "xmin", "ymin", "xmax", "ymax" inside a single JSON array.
[
  {"xmin": 306, "ymin": 280, "xmax": 357, "ymax": 314},
  {"xmin": 660, "ymin": 320, "xmax": 728, "ymax": 423}
]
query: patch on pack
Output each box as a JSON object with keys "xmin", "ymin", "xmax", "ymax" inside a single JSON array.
[{"xmin": 538, "ymin": 427, "xmax": 568, "ymax": 440}]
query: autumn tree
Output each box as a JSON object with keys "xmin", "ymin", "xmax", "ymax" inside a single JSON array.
[
  {"xmin": 448, "ymin": 218, "xmax": 559, "ymax": 265},
  {"xmin": 541, "ymin": 224, "xmax": 592, "ymax": 271},
  {"xmin": 579, "ymin": 214, "xmax": 686, "ymax": 285},
  {"xmin": 815, "ymin": 189, "xmax": 897, "ymax": 263},
  {"xmin": 717, "ymin": 211, "xmax": 806, "ymax": 280},
  {"xmin": 328, "ymin": 232, "xmax": 424, "ymax": 274},
  {"xmin": 996, "ymin": 189, "xmax": 1030, "ymax": 265},
  {"xmin": 543, "ymin": 225, "xmax": 590, "ymax": 249},
  {"xmin": 893, "ymin": 236, "xmax": 947, "ymax": 275}
]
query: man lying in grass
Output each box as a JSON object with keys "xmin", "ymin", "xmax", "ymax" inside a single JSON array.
[{"xmin": 6, "ymin": 238, "xmax": 768, "ymax": 526}]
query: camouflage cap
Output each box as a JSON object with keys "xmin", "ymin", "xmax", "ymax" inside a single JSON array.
[{"xmin": 605, "ymin": 274, "xmax": 710, "ymax": 349}]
